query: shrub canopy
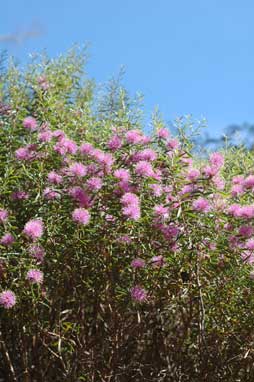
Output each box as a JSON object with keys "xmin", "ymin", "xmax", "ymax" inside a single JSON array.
[{"xmin": 0, "ymin": 48, "xmax": 254, "ymax": 381}]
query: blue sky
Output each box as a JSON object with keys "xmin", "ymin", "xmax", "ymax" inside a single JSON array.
[{"xmin": 1, "ymin": 0, "xmax": 254, "ymax": 136}]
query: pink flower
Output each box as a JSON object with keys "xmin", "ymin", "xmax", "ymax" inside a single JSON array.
[
  {"xmin": 231, "ymin": 184, "xmax": 244, "ymax": 197},
  {"xmin": 139, "ymin": 148, "xmax": 157, "ymax": 161},
  {"xmin": 241, "ymin": 251, "xmax": 254, "ymax": 264},
  {"xmin": 239, "ymin": 225, "xmax": 254, "ymax": 237},
  {"xmin": 232, "ymin": 175, "xmax": 244, "ymax": 185},
  {"xmin": 38, "ymin": 130, "xmax": 52, "ymax": 142},
  {"xmin": 209, "ymin": 152, "xmax": 224, "ymax": 169},
  {"xmin": 131, "ymin": 258, "xmax": 146, "ymax": 268},
  {"xmin": 15, "ymin": 147, "xmax": 33, "ymax": 161},
  {"xmin": 68, "ymin": 162, "xmax": 87, "ymax": 177},
  {"xmin": 117, "ymin": 235, "xmax": 132, "ymax": 244},
  {"xmin": 43, "ymin": 188, "xmax": 60, "ymax": 200},
  {"xmin": 105, "ymin": 214, "xmax": 115, "ymax": 222},
  {"xmin": 151, "ymin": 255, "xmax": 165, "ymax": 267},
  {"xmin": 153, "ymin": 169, "xmax": 162, "ymax": 181},
  {"xmin": 130, "ymin": 286, "xmax": 148, "ymax": 302},
  {"xmin": 246, "ymin": 239, "xmax": 254, "ymax": 250},
  {"xmin": 239, "ymin": 205, "xmax": 254, "ymax": 219},
  {"xmin": 180, "ymin": 184, "xmax": 196, "ymax": 195},
  {"xmin": 228, "ymin": 204, "xmax": 242, "ymax": 217},
  {"xmin": 122, "ymin": 205, "xmax": 141, "ymax": 220},
  {"xmin": 68, "ymin": 187, "xmax": 91, "ymax": 207},
  {"xmin": 86, "ymin": 163, "xmax": 98, "ymax": 176},
  {"xmin": 181, "ymin": 156, "xmax": 193, "ymax": 166},
  {"xmin": 121, "ymin": 192, "xmax": 141, "ymax": 220},
  {"xmin": 52, "ymin": 130, "xmax": 66, "ymax": 139},
  {"xmin": 167, "ymin": 138, "xmax": 179, "ymax": 150},
  {"xmin": 135, "ymin": 161, "xmax": 154, "ymax": 177},
  {"xmin": 121, "ymin": 193, "xmax": 139, "ymax": 206},
  {"xmin": 187, "ymin": 168, "xmax": 200, "ymax": 182},
  {"xmin": 164, "ymin": 185, "xmax": 173, "ymax": 193},
  {"xmin": 93, "ymin": 151, "xmax": 114, "ymax": 170},
  {"xmin": 23, "ymin": 219, "xmax": 44, "ymax": 241},
  {"xmin": 0, "ymin": 209, "xmax": 8, "ymax": 224},
  {"xmin": 11, "ymin": 191, "xmax": 29, "ymax": 200},
  {"xmin": 212, "ymin": 195, "xmax": 227, "ymax": 211},
  {"xmin": 29, "ymin": 245, "xmax": 45, "ymax": 262},
  {"xmin": 192, "ymin": 198, "xmax": 211, "ymax": 213},
  {"xmin": 0, "ymin": 233, "xmax": 14, "ymax": 246},
  {"xmin": 117, "ymin": 180, "xmax": 134, "ymax": 193},
  {"xmin": 157, "ymin": 128, "xmax": 170, "ymax": 140},
  {"xmin": 203, "ymin": 165, "xmax": 218, "ymax": 177},
  {"xmin": 212, "ymin": 176, "xmax": 225, "ymax": 190},
  {"xmin": 23, "ymin": 116, "xmax": 37, "ymax": 131},
  {"xmin": 47, "ymin": 171, "xmax": 63, "ymax": 185},
  {"xmin": 160, "ymin": 224, "xmax": 180, "ymax": 239},
  {"xmin": 54, "ymin": 138, "xmax": 78, "ymax": 156},
  {"xmin": 65, "ymin": 139, "xmax": 78, "ymax": 155},
  {"xmin": 149, "ymin": 184, "xmax": 163, "ymax": 197},
  {"xmin": 72, "ymin": 208, "xmax": 90, "ymax": 225},
  {"xmin": 224, "ymin": 223, "xmax": 234, "ymax": 232},
  {"xmin": 140, "ymin": 135, "xmax": 151, "ymax": 145},
  {"xmin": 227, "ymin": 235, "xmax": 241, "ymax": 247},
  {"xmin": 90, "ymin": 149, "xmax": 102, "ymax": 161},
  {"xmin": 86, "ymin": 177, "xmax": 103, "ymax": 191},
  {"xmin": 244, "ymin": 175, "xmax": 254, "ymax": 189},
  {"xmin": 114, "ymin": 169, "xmax": 130, "ymax": 182},
  {"xmin": 0, "ymin": 290, "xmax": 16, "ymax": 309},
  {"xmin": 26, "ymin": 269, "xmax": 44, "ymax": 284},
  {"xmin": 15, "ymin": 144, "xmax": 38, "ymax": 161},
  {"xmin": 153, "ymin": 205, "xmax": 169, "ymax": 220},
  {"xmin": 126, "ymin": 130, "xmax": 143, "ymax": 144},
  {"xmin": 208, "ymin": 242, "xmax": 217, "ymax": 250},
  {"xmin": 107, "ymin": 135, "xmax": 122, "ymax": 151},
  {"xmin": 79, "ymin": 142, "xmax": 94, "ymax": 156}
]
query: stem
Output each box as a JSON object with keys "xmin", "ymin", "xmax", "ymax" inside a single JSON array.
[{"xmin": 0, "ymin": 330, "xmax": 17, "ymax": 382}]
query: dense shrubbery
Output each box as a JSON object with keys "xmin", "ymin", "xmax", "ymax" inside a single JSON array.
[{"xmin": 1, "ymin": 48, "xmax": 254, "ymax": 381}]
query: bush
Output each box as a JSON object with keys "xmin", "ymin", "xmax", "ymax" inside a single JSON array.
[{"xmin": 0, "ymin": 48, "xmax": 254, "ymax": 381}]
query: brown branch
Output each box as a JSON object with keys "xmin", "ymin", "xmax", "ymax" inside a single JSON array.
[{"xmin": 0, "ymin": 331, "xmax": 17, "ymax": 382}]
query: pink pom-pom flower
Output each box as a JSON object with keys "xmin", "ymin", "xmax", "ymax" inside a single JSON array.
[
  {"xmin": 26, "ymin": 269, "xmax": 44, "ymax": 284},
  {"xmin": 23, "ymin": 116, "xmax": 37, "ymax": 131},
  {"xmin": 114, "ymin": 169, "xmax": 130, "ymax": 182},
  {"xmin": 0, "ymin": 233, "xmax": 14, "ymax": 247},
  {"xmin": 126, "ymin": 130, "xmax": 143, "ymax": 145},
  {"xmin": 72, "ymin": 208, "xmax": 90, "ymax": 225},
  {"xmin": 0, "ymin": 209, "xmax": 8, "ymax": 224},
  {"xmin": 131, "ymin": 258, "xmax": 146, "ymax": 268},
  {"xmin": 68, "ymin": 162, "xmax": 87, "ymax": 177},
  {"xmin": 86, "ymin": 177, "xmax": 103, "ymax": 192},
  {"xmin": 157, "ymin": 128, "xmax": 170, "ymax": 140},
  {"xmin": 130, "ymin": 286, "xmax": 148, "ymax": 302},
  {"xmin": 0, "ymin": 290, "xmax": 16, "ymax": 309},
  {"xmin": 192, "ymin": 198, "xmax": 211, "ymax": 213},
  {"xmin": 107, "ymin": 135, "xmax": 122, "ymax": 151},
  {"xmin": 29, "ymin": 245, "xmax": 45, "ymax": 262},
  {"xmin": 23, "ymin": 219, "xmax": 44, "ymax": 241},
  {"xmin": 47, "ymin": 171, "xmax": 63, "ymax": 185},
  {"xmin": 135, "ymin": 161, "xmax": 154, "ymax": 177}
]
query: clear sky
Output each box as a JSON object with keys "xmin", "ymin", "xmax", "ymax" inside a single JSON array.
[{"xmin": 1, "ymin": 0, "xmax": 254, "ymax": 136}]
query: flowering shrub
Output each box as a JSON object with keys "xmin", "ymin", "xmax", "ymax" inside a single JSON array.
[{"xmin": 1, "ymin": 49, "xmax": 254, "ymax": 381}]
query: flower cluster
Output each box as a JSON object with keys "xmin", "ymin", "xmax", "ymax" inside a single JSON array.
[{"xmin": 3, "ymin": 112, "xmax": 254, "ymax": 312}]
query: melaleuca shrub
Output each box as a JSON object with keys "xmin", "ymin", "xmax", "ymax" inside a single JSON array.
[{"xmin": 1, "ymin": 51, "xmax": 254, "ymax": 381}]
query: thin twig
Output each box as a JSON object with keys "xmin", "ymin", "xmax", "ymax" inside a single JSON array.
[{"xmin": 0, "ymin": 331, "xmax": 17, "ymax": 382}]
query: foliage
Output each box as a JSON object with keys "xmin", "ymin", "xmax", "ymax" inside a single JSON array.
[{"xmin": 1, "ymin": 48, "xmax": 254, "ymax": 382}]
